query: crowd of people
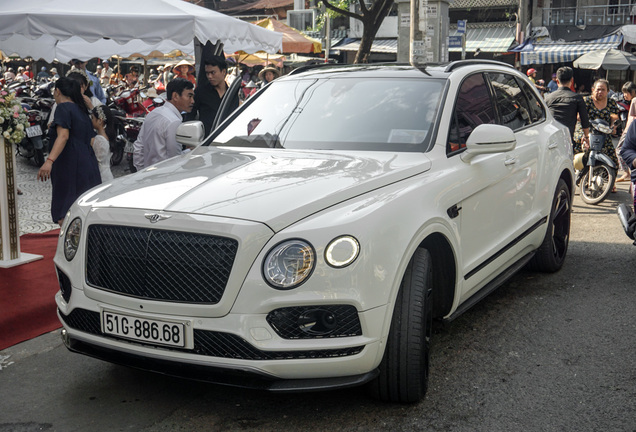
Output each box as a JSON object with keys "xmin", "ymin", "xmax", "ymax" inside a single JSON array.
[
  {"xmin": 543, "ymin": 65, "xmax": 635, "ymax": 204},
  {"xmin": 23, "ymin": 54, "xmax": 284, "ymax": 226}
]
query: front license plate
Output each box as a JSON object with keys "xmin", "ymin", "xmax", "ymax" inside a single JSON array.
[
  {"xmin": 26, "ymin": 125, "xmax": 42, "ymax": 138},
  {"xmin": 101, "ymin": 310, "xmax": 187, "ymax": 348}
]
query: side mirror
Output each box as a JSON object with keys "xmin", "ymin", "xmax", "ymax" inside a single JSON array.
[
  {"xmin": 176, "ymin": 121, "xmax": 205, "ymax": 148},
  {"xmin": 461, "ymin": 124, "xmax": 516, "ymax": 162}
]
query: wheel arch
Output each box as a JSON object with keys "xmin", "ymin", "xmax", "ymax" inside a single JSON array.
[
  {"xmin": 559, "ymin": 168, "xmax": 574, "ymax": 199},
  {"xmin": 419, "ymin": 232, "xmax": 456, "ymax": 319}
]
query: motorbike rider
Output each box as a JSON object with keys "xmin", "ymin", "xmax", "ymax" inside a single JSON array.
[
  {"xmin": 620, "ymin": 117, "xmax": 636, "ymax": 210},
  {"xmin": 616, "ymin": 81, "xmax": 636, "ymax": 183},
  {"xmin": 37, "ymin": 67, "xmax": 49, "ymax": 82},
  {"xmin": 4, "ymin": 67, "xmax": 16, "ymax": 83}
]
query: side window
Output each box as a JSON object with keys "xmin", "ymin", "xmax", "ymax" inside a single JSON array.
[
  {"xmin": 517, "ymin": 77, "xmax": 546, "ymax": 123},
  {"xmin": 488, "ymin": 72, "xmax": 532, "ymax": 131},
  {"xmin": 447, "ymin": 73, "xmax": 496, "ymax": 155}
]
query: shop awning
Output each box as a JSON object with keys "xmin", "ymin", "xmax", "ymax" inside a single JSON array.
[
  {"xmin": 519, "ymin": 34, "xmax": 622, "ymax": 65},
  {"xmin": 449, "ymin": 25, "xmax": 516, "ymax": 53},
  {"xmin": 335, "ymin": 38, "xmax": 397, "ymax": 54}
]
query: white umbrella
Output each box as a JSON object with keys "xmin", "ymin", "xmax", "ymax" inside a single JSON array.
[
  {"xmin": 573, "ymin": 48, "xmax": 636, "ymax": 70},
  {"xmin": 0, "ymin": 0, "xmax": 282, "ymax": 59}
]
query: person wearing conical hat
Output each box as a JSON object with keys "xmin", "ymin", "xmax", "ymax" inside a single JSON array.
[
  {"xmin": 258, "ymin": 66, "xmax": 280, "ymax": 88},
  {"xmin": 173, "ymin": 59, "xmax": 196, "ymax": 86}
]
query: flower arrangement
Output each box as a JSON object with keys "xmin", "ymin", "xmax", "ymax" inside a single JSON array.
[{"xmin": 0, "ymin": 90, "xmax": 29, "ymax": 144}]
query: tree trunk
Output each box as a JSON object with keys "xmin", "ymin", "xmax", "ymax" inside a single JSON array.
[{"xmin": 353, "ymin": 1, "xmax": 394, "ymax": 64}]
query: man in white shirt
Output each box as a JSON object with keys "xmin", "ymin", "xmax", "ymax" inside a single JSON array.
[
  {"xmin": 100, "ymin": 60, "xmax": 111, "ymax": 87},
  {"xmin": 133, "ymin": 78, "xmax": 195, "ymax": 170}
]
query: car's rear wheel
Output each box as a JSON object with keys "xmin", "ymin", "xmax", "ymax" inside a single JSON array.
[
  {"xmin": 368, "ymin": 248, "xmax": 432, "ymax": 403},
  {"xmin": 528, "ymin": 179, "xmax": 571, "ymax": 272}
]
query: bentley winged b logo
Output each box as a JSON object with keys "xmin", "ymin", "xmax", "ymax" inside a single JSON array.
[{"xmin": 144, "ymin": 213, "xmax": 172, "ymax": 223}]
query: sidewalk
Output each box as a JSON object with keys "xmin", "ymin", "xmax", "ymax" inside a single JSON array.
[{"xmin": 15, "ymin": 153, "xmax": 129, "ymax": 235}]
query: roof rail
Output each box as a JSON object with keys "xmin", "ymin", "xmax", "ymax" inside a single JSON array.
[
  {"xmin": 287, "ymin": 63, "xmax": 334, "ymax": 76},
  {"xmin": 444, "ymin": 59, "xmax": 515, "ymax": 73}
]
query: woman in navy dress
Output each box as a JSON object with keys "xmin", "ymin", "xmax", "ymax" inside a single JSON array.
[{"xmin": 37, "ymin": 77, "xmax": 101, "ymax": 225}]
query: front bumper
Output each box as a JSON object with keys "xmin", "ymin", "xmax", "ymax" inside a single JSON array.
[{"xmin": 60, "ymin": 324, "xmax": 379, "ymax": 393}]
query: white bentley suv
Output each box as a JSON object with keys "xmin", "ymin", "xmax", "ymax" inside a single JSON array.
[{"xmin": 55, "ymin": 60, "xmax": 574, "ymax": 403}]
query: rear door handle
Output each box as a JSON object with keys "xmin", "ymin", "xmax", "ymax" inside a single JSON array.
[{"xmin": 504, "ymin": 157, "xmax": 517, "ymax": 166}]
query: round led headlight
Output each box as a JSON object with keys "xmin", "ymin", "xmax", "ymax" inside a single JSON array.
[
  {"xmin": 325, "ymin": 235, "xmax": 360, "ymax": 268},
  {"xmin": 263, "ymin": 239, "xmax": 315, "ymax": 289},
  {"xmin": 63, "ymin": 217, "xmax": 82, "ymax": 261}
]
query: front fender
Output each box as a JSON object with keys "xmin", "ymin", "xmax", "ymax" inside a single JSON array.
[{"xmin": 591, "ymin": 152, "xmax": 617, "ymax": 170}]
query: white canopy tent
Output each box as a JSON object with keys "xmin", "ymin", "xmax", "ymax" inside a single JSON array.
[
  {"xmin": 0, "ymin": 35, "xmax": 195, "ymax": 63},
  {"xmin": 0, "ymin": 0, "xmax": 282, "ymax": 61},
  {"xmin": 0, "ymin": 0, "xmax": 281, "ymax": 267}
]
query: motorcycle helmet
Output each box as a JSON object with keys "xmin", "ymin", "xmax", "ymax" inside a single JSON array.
[
  {"xmin": 573, "ymin": 152, "xmax": 585, "ymax": 171},
  {"xmin": 526, "ymin": 68, "xmax": 536, "ymax": 76}
]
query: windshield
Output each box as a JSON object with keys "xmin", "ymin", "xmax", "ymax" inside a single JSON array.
[{"xmin": 210, "ymin": 77, "xmax": 445, "ymax": 152}]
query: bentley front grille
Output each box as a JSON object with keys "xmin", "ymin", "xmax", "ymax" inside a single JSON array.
[{"xmin": 86, "ymin": 225, "xmax": 238, "ymax": 304}]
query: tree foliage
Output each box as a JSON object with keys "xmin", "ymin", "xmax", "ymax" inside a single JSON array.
[{"xmin": 320, "ymin": 0, "xmax": 394, "ymax": 64}]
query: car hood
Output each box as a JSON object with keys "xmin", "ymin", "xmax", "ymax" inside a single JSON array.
[{"xmin": 80, "ymin": 146, "xmax": 432, "ymax": 232}]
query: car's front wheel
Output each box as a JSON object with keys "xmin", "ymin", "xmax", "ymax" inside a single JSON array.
[
  {"xmin": 368, "ymin": 248, "xmax": 433, "ymax": 403},
  {"xmin": 528, "ymin": 178, "xmax": 571, "ymax": 272}
]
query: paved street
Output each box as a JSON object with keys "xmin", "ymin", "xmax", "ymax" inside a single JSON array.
[{"xmin": 1, "ymin": 154, "xmax": 636, "ymax": 431}]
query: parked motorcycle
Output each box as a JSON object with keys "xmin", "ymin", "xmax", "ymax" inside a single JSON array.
[
  {"xmin": 33, "ymin": 80, "xmax": 55, "ymax": 99},
  {"xmin": 20, "ymin": 96, "xmax": 54, "ymax": 127},
  {"xmin": 16, "ymin": 107, "xmax": 47, "ymax": 166},
  {"xmin": 575, "ymin": 118, "xmax": 617, "ymax": 205},
  {"xmin": 7, "ymin": 79, "xmax": 33, "ymax": 98},
  {"xmin": 141, "ymin": 92, "xmax": 165, "ymax": 113},
  {"xmin": 111, "ymin": 87, "xmax": 148, "ymax": 118},
  {"xmin": 123, "ymin": 117, "xmax": 144, "ymax": 173},
  {"xmin": 110, "ymin": 113, "xmax": 128, "ymax": 167},
  {"xmin": 617, "ymin": 203, "xmax": 636, "ymax": 245}
]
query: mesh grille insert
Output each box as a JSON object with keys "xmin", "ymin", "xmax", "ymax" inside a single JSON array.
[{"xmin": 86, "ymin": 225, "xmax": 238, "ymax": 304}]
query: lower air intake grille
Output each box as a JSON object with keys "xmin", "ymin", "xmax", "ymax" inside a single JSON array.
[
  {"xmin": 266, "ymin": 305, "xmax": 362, "ymax": 339},
  {"xmin": 60, "ymin": 309, "xmax": 363, "ymax": 360},
  {"xmin": 86, "ymin": 225, "xmax": 237, "ymax": 304}
]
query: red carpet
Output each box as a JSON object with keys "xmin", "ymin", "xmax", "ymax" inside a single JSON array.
[{"xmin": 0, "ymin": 229, "xmax": 61, "ymax": 350}]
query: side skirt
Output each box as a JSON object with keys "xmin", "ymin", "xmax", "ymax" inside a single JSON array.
[{"xmin": 443, "ymin": 251, "xmax": 535, "ymax": 323}]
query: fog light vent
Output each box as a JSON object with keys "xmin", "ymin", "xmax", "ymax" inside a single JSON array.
[
  {"xmin": 266, "ymin": 305, "xmax": 362, "ymax": 339},
  {"xmin": 56, "ymin": 266, "xmax": 72, "ymax": 302}
]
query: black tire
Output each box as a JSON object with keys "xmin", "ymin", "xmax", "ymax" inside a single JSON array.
[
  {"xmin": 580, "ymin": 165, "xmax": 616, "ymax": 205},
  {"xmin": 127, "ymin": 153, "xmax": 137, "ymax": 173},
  {"xmin": 110, "ymin": 142, "xmax": 124, "ymax": 166},
  {"xmin": 368, "ymin": 248, "xmax": 433, "ymax": 403},
  {"xmin": 33, "ymin": 148, "xmax": 45, "ymax": 167},
  {"xmin": 528, "ymin": 179, "xmax": 571, "ymax": 272}
]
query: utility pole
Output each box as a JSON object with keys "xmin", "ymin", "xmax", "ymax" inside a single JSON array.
[{"xmin": 397, "ymin": 0, "xmax": 450, "ymax": 64}]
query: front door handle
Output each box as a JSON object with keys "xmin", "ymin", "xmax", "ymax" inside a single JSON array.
[{"xmin": 504, "ymin": 157, "xmax": 517, "ymax": 166}]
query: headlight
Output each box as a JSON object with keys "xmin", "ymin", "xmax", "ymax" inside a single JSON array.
[
  {"xmin": 63, "ymin": 217, "xmax": 82, "ymax": 261},
  {"xmin": 325, "ymin": 235, "xmax": 359, "ymax": 268},
  {"xmin": 263, "ymin": 239, "xmax": 315, "ymax": 289}
]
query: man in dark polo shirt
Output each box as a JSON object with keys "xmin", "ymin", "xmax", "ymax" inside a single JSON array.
[
  {"xmin": 544, "ymin": 66, "xmax": 590, "ymax": 146},
  {"xmin": 186, "ymin": 56, "xmax": 239, "ymax": 136}
]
